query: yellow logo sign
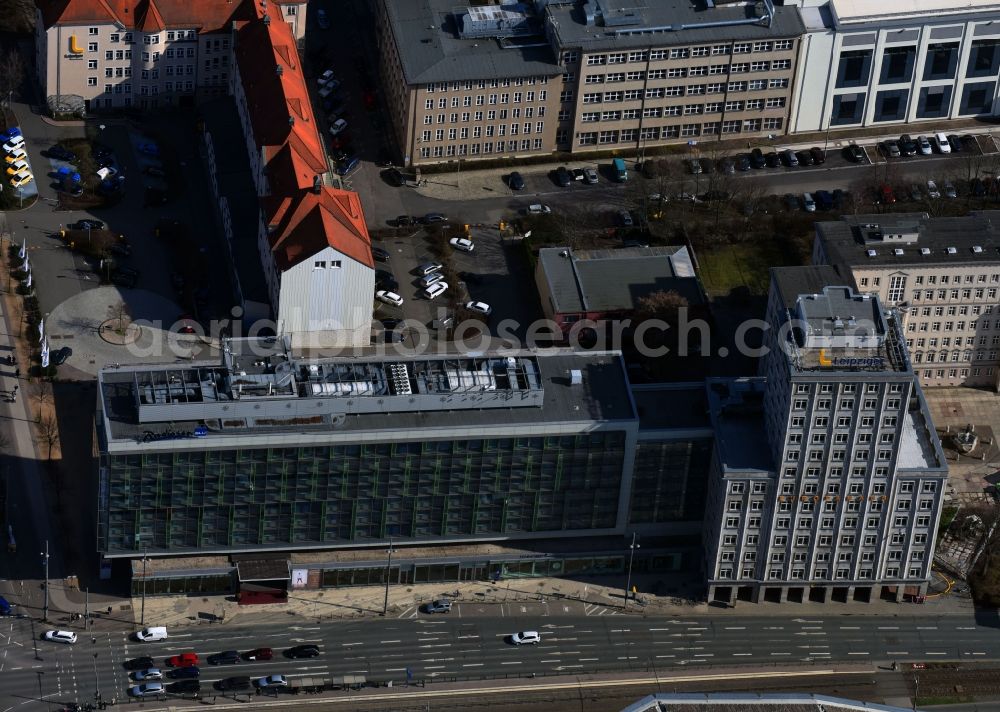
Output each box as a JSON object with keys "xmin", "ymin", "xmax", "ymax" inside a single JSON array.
[{"xmin": 818, "ymin": 348, "xmax": 833, "ymax": 366}]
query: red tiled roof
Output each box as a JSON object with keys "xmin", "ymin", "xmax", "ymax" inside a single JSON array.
[
  {"xmin": 234, "ymin": 4, "xmax": 326, "ymax": 186},
  {"xmin": 38, "ymin": 0, "xmax": 255, "ymax": 32},
  {"xmin": 266, "ymin": 187, "xmax": 374, "ymax": 272}
]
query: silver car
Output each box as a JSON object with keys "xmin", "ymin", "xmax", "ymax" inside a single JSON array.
[{"xmin": 128, "ymin": 683, "xmax": 164, "ymax": 698}]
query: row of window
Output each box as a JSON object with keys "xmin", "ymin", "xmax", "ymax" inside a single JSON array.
[
  {"xmin": 732, "ymin": 480, "xmax": 935, "ymax": 496},
  {"xmin": 424, "ymin": 77, "xmax": 549, "ymax": 92},
  {"xmin": 910, "ymin": 287, "xmax": 1000, "ymax": 301},
  {"xmin": 908, "ymin": 321, "xmax": 994, "ymax": 333},
  {"xmin": 575, "ymin": 118, "xmax": 783, "ymax": 144},
  {"xmin": 579, "ymin": 99, "xmax": 784, "ymax": 122},
  {"xmin": 724, "ymin": 545, "xmax": 928, "ymax": 563},
  {"xmin": 582, "ymin": 62, "xmax": 786, "ymax": 83},
  {"xmin": 722, "ymin": 512, "xmax": 934, "ymax": 536},
  {"xmin": 422, "ymin": 107, "xmax": 544, "ymax": 125},
  {"xmin": 920, "ymin": 366, "xmax": 994, "ymax": 379},
  {"xmin": 423, "ymin": 90, "xmax": 547, "ymax": 110},
  {"xmin": 581, "ymin": 83, "xmax": 790, "ymax": 103},
  {"xmin": 95, "ymin": 81, "xmax": 197, "ymax": 94},
  {"xmin": 913, "ymin": 350, "xmax": 997, "ymax": 363},
  {"xmin": 911, "ymin": 336, "xmax": 995, "ymax": 348},
  {"xmin": 417, "ymin": 138, "xmax": 545, "ymax": 159},
  {"xmin": 793, "ymin": 396, "xmax": 901, "ymax": 411},
  {"xmin": 564, "ymin": 41, "xmax": 795, "ymax": 65},
  {"xmin": 717, "ymin": 565, "xmax": 924, "ymax": 580},
  {"xmin": 420, "ymin": 122, "xmax": 545, "ymax": 142}
]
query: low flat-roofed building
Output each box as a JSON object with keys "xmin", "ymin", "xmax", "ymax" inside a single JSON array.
[
  {"xmin": 813, "ymin": 211, "xmax": 1000, "ymax": 388},
  {"xmin": 621, "ymin": 692, "xmax": 918, "ymax": 712}
]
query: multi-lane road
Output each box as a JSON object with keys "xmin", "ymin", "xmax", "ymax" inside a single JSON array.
[{"xmin": 2, "ymin": 609, "xmax": 1000, "ymax": 710}]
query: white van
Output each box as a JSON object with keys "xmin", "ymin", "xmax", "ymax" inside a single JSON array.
[
  {"xmin": 802, "ymin": 192, "xmax": 816, "ymax": 212},
  {"xmin": 134, "ymin": 626, "xmax": 168, "ymax": 642},
  {"xmin": 934, "ymin": 132, "xmax": 952, "ymax": 154}
]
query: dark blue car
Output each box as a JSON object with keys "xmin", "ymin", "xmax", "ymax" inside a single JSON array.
[
  {"xmin": 336, "ymin": 157, "xmax": 360, "ymax": 175},
  {"xmin": 167, "ymin": 666, "xmax": 200, "ymax": 680}
]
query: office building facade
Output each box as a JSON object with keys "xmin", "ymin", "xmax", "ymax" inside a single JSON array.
[
  {"xmin": 789, "ymin": 0, "xmax": 1000, "ymax": 134},
  {"xmin": 814, "ymin": 212, "xmax": 1000, "ymax": 389},
  {"xmin": 377, "ymin": 0, "xmax": 804, "ymax": 168},
  {"xmin": 704, "ymin": 268, "xmax": 948, "ymax": 605}
]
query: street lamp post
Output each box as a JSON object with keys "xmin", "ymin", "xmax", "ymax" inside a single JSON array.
[
  {"xmin": 140, "ymin": 547, "xmax": 148, "ymax": 627},
  {"xmin": 41, "ymin": 540, "xmax": 49, "ymax": 622},
  {"xmin": 382, "ymin": 536, "xmax": 396, "ymax": 616},
  {"xmin": 623, "ymin": 532, "xmax": 639, "ymax": 610}
]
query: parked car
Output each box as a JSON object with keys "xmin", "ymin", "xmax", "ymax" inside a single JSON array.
[
  {"xmin": 719, "ymin": 157, "xmax": 735, "ymax": 175},
  {"xmin": 750, "ymin": 148, "xmax": 766, "ymax": 168},
  {"xmin": 972, "ymin": 178, "xmax": 987, "ymax": 197},
  {"xmin": 51, "ymin": 347, "xmax": 72, "ymax": 366},
  {"xmin": 167, "ymin": 680, "xmax": 201, "ymax": 695},
  {"xmin": 832, "ymin": 189, "xmax": 848, "ymax": 210},
  {"xmin": 127, "ymin": 683, "xmax": 164, "ymax": 698},
  {"xmin": 317, "ymin": 69, "xmax": 336, "ymax": 86},
  {"xmin": 878, "ymin": 184, "xmax": 896, "ymax": 204},
  {"xmin": 371, "ymin": 246, "xmax": 390, "ymax": 263},
  {"xmin": 932, "ymin": 132, "xmax": 951, "ymax": 154},
  {"xmin": 802, "ymin": 192, "xmax": 816, "ymax": 212},
  {"xmin": 508, "ymin": 171, "xmax": 525, "ymax": 190},
  {"xmin": 423, "ymin": 282, "xmax": 449, "ymax": 300},
  {"xmin": 687, "ymin": 158, "xmax": 703, "ymax": 175},
  {"xmin": 417, "ymin": 272, "xmax": 445, "ymax": 289},
  {"xmin": 734, "ymin": 154, "xmax": 752, "ymax": 171},
  {"xmin": 167, "ymin": 666, "xmax": 200, "ymax": 680},
  {"xmin": 6, "ymin": 160, "xmax": 28, "ymax": 175},
  {"xmin": 243, "ymin": 648, "xmax": 273, "ymax": 662},
  {"xmin": 898, "ymin": 134, "xmax": 917, "ymax": 156},
  {"xmin": 207, "ymin": 651, "xmax": 241, "ymax": 666},
  {"xmin": 10, "ymin": 174, "xmax": 32, "ymax": 188},
  {"xmin": 449, "ymin": 237, "xmax": 474, "ymax": 252},
  {"xmin": 571, "ymin": 168, "xmax": 586, "ymax": 182},
  {"xmin": 43, "ymin": 630, "xmax": 77, "ymax": 644},
  {"xmin": 764, "ymin": 152, "xmax": 781, "ymax": 167},
  {"xmin": 316, "ymin": 8, "xmax": 330, "ymax": 29},
  {"xmin": 809, "ymin": 147, "xmax": 826, "ymax": 164},
  {"xmin": 908, "ymin": 184, "xmax": 922, "ymax": 201},
  {"xmin": 424, "ymin": 599, "xmax": 454, "ymax": 613},
  {"xmin": 47, "ymin": 145, "xmax": 77, "ymax": 162},
  {"xmin": 780, "ymin": 149, "xmax": 799, "ymax": 167},
  {"xmin": 335, "ymin": 156, "xmax": 360, "ymax": 175},
  {"xmin": 917, "ymin": 136, "xmax": 933, "ymax": 155},
  {"xmin": 4, "ymin": 147, "xmax": 25, "ymax": 163},
  {"xmin": 422, "ymin": 212, "xmax": 448, "ymax": 224},
  {"xmin": 815, "ymin": 190, "xmax": 833, "ymax": 210},
  {"xmin": 845, "ymin": 144, "xmax": 866, "ymax": 162},
  {"xmin": 394, "ymin": 215, "xmax": 416, "ymax": 227},
  {"xmin": 70, "ymin": 219, "xmax": 105, "ymax": 231},
  {"xmin": 124, "ymin": 657, "xmax": 155, "ymax": 671},
  {"xmin": 926, "ymin": 180, "xmax": 941, "ymax": 199},
  {"xmin": 526, "ymin": 203, "xmax": 551, "ymax": 214},
  {"xmin": 132, "ymin": 669, "xmax": 162, "ymax": 681},
  {"xmin": 417, "ymin": 262, "xmax": 443, "ymax": 275},
  {"xmin": 167, "ymin": 653, "xmax": 199, "ymax": 668},
  {"xmin": 795, "ymin": 150, "xmax": 814, "ymax": 167},
  {"xmin": 554, "ymin": 166, "xmax": 572, "ymax": 187},
  {"xmin": 700, "ymin": 158, "xmax": 716, "ymax": 174},
  {"xmin": 329, "ymin": 118, "xmax": 348, "ymax": 135},
  {"xmin": 947, "ymin": 134, "xmax": 963, "ymax": 152},
  {"xmin": 2, "ymin": 139, "xmax": 23, "ymax": 153},
  {"xmin": 583, "ymin": 167, "xmax": 599, "ymax": 184},
  {"xmin": 254, "ymin": 675, "xmax": 288, "ymax": 689},
  {"xmin": 284, "ymin": 645, "xmax": 321, "ymax": 659},
  {"xmin": 618, "ymin": 209, "xmax": 634, "ymax": 227},
  {"xmin": 880, "ymin": 141, "xmax": 901, "ymax": 158},
  {"xmin": 376, "ymin": 290, "xmax": 403, "ymax": 307},
  {"xmin": 943, "ymin": 181, "xmax": 958, "ymax": 199},
  {"xmin": 215, "ymin": 677, "xmax": 251, "ymax": 692},
  {"xmin": 508, "ymin": 631, "xmax": 541, "ymax": 646},
  {"xmin": 783, "ymin": 193, "xmax": 799, "ymax": 211}
]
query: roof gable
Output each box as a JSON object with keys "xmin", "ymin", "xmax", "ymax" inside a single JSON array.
[{"xmin": 267, "ymin": 188, "xmax": 373, "ymax": 272}]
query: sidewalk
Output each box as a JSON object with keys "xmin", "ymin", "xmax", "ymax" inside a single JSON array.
[{"xmin": 408, "ymin": 122, "xmax": 1000, "ymax": 203}]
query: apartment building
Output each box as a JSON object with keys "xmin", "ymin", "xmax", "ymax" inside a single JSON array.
[
  {"xmin": 376, "ymin": 0, "xmax": 805, "ymax": 168},
  {"xmin": 547, "ymin": 0, "xmax": 804, "ymax": 154},
  {"xmin": 376, "ymin": 0, "xmax": 564, "ymax": 166},
  {"xmin": 814, "ymin": 213, "xmax": 1000, "ymax": 389},
  {"xmin": 35, "ymin": 0, "xmax": 306, "ymax": 114},
  {"xmin": 788, "ymin": 0, "xmax": 1000, "ymax": 133},
  {"xmin": 704, "ymin": 268, "xmax": 947, "ymax": 605}
]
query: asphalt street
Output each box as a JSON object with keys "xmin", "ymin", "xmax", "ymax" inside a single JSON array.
[{"xmin": 2, "ymin": 611, "xmax": 1000, "ymax": 710}]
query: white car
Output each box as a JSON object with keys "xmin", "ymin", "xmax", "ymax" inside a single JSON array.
[
  {"xmin": 329, "ymin": 118, "xmax": 348, "ymax": 135},
  {"xmin": 508, "ymin": 631, "xmax": 540, "ymax": 646},
  {"xmin": 127, "ymin": 683, "xmax": 164, "ymax": 698},
  {"xmin": 2, "ymin": 140, "xmax": 22, "ymax": 153},
  {"xmin": 449, "ymin": 237, "xmax": 474, "ymax": 252},
  {"xmin": 527, "ymin": 204, "xmax": 551, "ymax": 214},
  {"xmin": 376, "ymin": 290, "xmax": 404, "ymax": 307},
  {"xmin": 254, "ymin": 675, "xmax": 288, "ymax": 689},
  {"xmin": 917, "ymin": 136, "xmax": 933, "ymax": 155},
  {"xmin": 133, "ymin": 668, "xmax": 163, "ymax": 681},
  {"xmin": 43, "ymin": 630, "xmax": 77, "ymax": 644},
  {"xmin": 926, "ymin": 180, "xmax": 941, "ymax": 199},
  {"xmin": 423, "ymin": 281, "xmax": 449, "ymax": 300},
  {"xmin": 97, "ymin": 166, "xmax": 117, "ymax": 181},
  {"xmin": 465, "ymin": 301, "xmax": 492, "ymax": 316}
]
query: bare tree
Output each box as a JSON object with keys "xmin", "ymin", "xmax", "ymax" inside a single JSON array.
[
  {"xmin": 0, "ymin": 0, "xmax": 35, "ymax": 35},
  {"xmin": 0, "ymin": 49, "xmax": 25, "ymax": 105},
  {"xmin": 36, "ymin": 414, "xmax": 60, "ymax": 460},
  {"xmin": 107, "ymin": 300, "xmax": 131, "ymax": 335},
  {"xmin": 33, "ymin": 380, "xmax": 52, "ymax": 423}
]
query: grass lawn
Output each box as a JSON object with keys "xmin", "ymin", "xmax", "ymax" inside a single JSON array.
[{"xmin": 698, "ymin": 240, "xmax": 804, "ymax": 298}]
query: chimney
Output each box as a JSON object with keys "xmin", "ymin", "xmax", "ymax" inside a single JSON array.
[
  {"xmin": 288, "ymin": 115, "xmax": 294, "ymax": 126},
  {"xmin": 276, "ymin": 64, "xmax": 282, "ymax": 76}
]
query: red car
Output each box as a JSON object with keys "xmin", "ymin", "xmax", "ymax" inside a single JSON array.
[
  {"xmin": 878, "ymin": 184, "xmax": 896, "ymax": 205},
  {"xmin": 243, "ymin": 648, "xmax": 272, "ymax": 661},
  {"xmin": 167, "ymin": 652, "xmax": 199, "ymax": 668}
]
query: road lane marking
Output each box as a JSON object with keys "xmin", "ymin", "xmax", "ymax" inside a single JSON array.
[
  {"xmin": 770, "ymin": 652, "xmax": 791, "ymax": 656},
  {"xmin": 540, "ymin": 660, "xmax": 560, "ymax": 663},
  {"xmin": 732, "ymin": 653, "xmax": 752, "ymax": 657},
  {"xmin": 840, "ymin": 626, "xmax": 860, "ymax": 630},
  {"xmin": 886, "ymin": 651, "xmax": 909, "ymax": 655},
  {"xmin": 917, "ymin": 627, "xmax": 938, "ymax": 630},
  {"xmin": 847, "ymin": 652, "xmax": 870, "ymax": 656},
  {"xmin": 724, "ymin": 626, "xmax": 745, "ymax": 630},
  {"xmin": 380, "ymin": 640, "xmax": 401, "ymax": 644},
  {"xmin": 461, "ymin": 663, "xmax": 484, "ymax": 667},
  {"xmin": 655, "ymin": 655, "xmax": 675, "ymax": 659},
  {"xmin": 877, "ymin": 627, "xmax": 898, "ymax": 630},
  {"xmin": 579, "ymin": 658, "xmax": 599, "ymax": 662},
  {"xmin": 925, "ymin": 652, "xmax": 946, "ymax": 655},
  {"xmin": 694, "ymin": 654, "xmax": 714, "ymax": 657},
  {"xmin": 500, "ymin": 662, "xmax": 522, "ymax": 666}
]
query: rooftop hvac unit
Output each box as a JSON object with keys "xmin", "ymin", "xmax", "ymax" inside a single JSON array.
[{"xmin": 570, "ymin": 369, "xmax": 583, "ymax": 385}]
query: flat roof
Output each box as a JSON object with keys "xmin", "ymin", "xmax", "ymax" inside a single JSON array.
[
  {"xmin": 770, "ymin": 265, "xmax": 849, "ymax": 310},
  {"xmin": 546, "ymin": 0, "xmax": 805, "ymax": 52},
  {"xmin": 539, "ymin": 246, "xmax": 702, "ymax": 314},
  {"xmin": 831, "ymin": 0, "xmax": 1000, "ymax": 24},
  {"xmin": 815, "ymin": 212, "xmax": 1000, "ymax": 269},
  {"xmin": 382, "ymin": 0, "xmax": 561, "ymax": 85},
  {"xmin": 632, "ymin": 383, "xmax": 712, "ymax": 431},
  {"xmin": 705, "ymin": 377, "xmax": 774, "ymax": 473},
  {"xmin": 99, "ymin": 348, "xmax": 638, "ymax": 449}
]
